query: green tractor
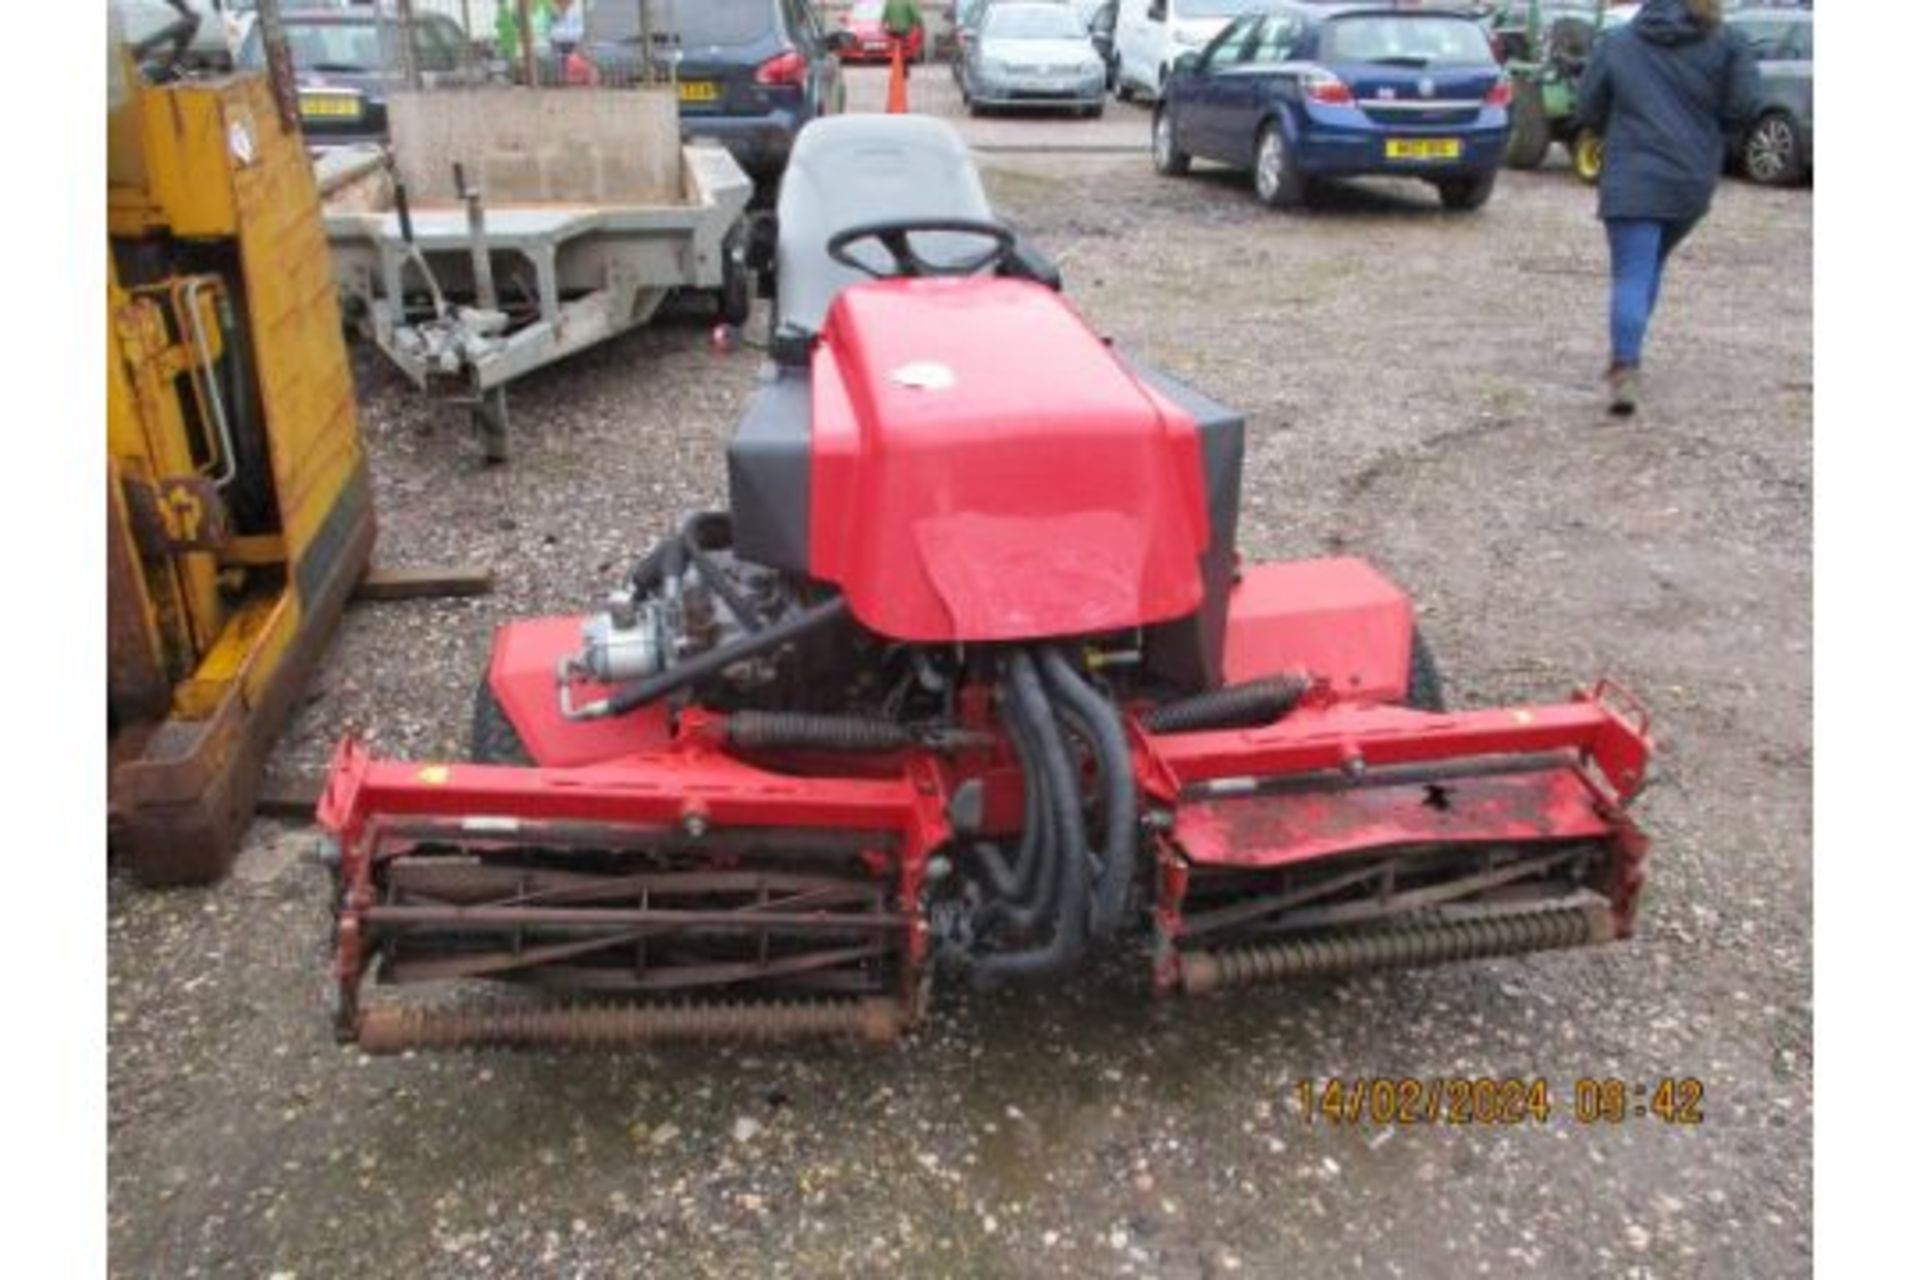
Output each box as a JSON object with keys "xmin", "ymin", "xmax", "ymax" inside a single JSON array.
[{"xmin": 1491, "ymin": 0, "xmax": 1611, "ymax": 183}]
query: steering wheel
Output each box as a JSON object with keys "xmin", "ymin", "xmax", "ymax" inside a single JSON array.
[{"xmin": 825, "ymin": 217, "xmax": 1018, "ymax": 281}]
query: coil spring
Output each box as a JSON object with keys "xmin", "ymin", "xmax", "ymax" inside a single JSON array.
[
  {"xmin": 356, "ymin": 997, "xmax": 905, "ymax": 1054},
  {"xmin": 1178, "ymin": 905, "xmax": 1614, "ymax": 995},
  {"xmin": 725, "ymin": 711, "xmax": 914, "ymax": 753},
  {"xmin": 1141, "ymin": 676, "xmax": 1310, "ymax": 735}
]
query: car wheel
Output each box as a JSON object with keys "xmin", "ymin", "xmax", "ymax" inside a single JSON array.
[
  {"xmin": 1505, "ymin": 79, "xmax": 1551, "ymax": 170},
  {"xmin": 1743, "ymin": 111, "xmax": 1806, "ymax": 186},
  {"xmin": 1152, "ymin": 107, "xmax": 1190, "ymax": 176},
  {"xmin": 1083, "ymin": 102, "xmax": 1105, "ymax": 120},
  {"xmin": 1252, "ymin": 122, "xmax": 1305, "ymax": 209},
  {"xmin": 1437, "ymin": 170, "xmax": 1498, "ymax": 212}
]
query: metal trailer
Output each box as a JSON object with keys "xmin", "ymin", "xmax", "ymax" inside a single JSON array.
[{"xmin": 315, "ymin": 89, "xmax": 753, "ymax": 461}]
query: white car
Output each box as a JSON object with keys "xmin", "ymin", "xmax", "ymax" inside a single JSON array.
[{"xmin": 1111, "ymin": 0, "xmax": 1276, "ymax": 102}]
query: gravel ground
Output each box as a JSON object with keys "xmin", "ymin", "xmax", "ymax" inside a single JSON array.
[{"xmin": 107, "ymin": 97, "xmax": 1811, "ymax": 1278}]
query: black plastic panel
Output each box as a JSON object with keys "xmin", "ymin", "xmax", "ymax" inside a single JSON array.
[
  {"xmin": 727, "ymin": 367, "xmax": 814, "ymax": 574},
  {"xmin": 1129, "ymin": 358, "xmax": 1246, "ymax": 694}
]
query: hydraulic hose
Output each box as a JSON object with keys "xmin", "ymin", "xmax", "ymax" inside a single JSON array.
[
  {"xmin": 599, "ymin": 596, "xmax": 849, "ymax": 718},
  {"xmin": 1140, "ymin": 674, "xmax": 1310, "ymax": 735},
  {"xmin": 972, "ymin": 699, "xmax": 1057, "ymax": 933},
  {"xmin": 1038, "ymin": 647, "xmax": 1137, "ymax": 939},
  {"xmin": 969, "ymin": 651, "xmax": 1089, "ymax": 983}
]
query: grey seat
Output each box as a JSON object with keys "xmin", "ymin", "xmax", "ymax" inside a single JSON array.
[{"xmin": 774, "ymin": 115, "xmax": 997, "ymax": 336}]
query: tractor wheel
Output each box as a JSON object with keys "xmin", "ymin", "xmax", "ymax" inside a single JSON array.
[
  {"xmin": 1152, "ymin": 107, "xmax": 1191, "ymax": 176},
  {"xmin": 1438, "ymin": 170, "xmax": 1498, "ymax": 212},
  {"xmin": 1407, "ymin": 629, "xmax": 1445, "ymax": 713},
  {"xmin": 1742, "ymin": 111, "xmax": 1807, "ymax": 186},
  {"xmin": 470, "ymin": 678, "xmax": 533, "ymax": 766},
  {"xmin": 1572, "ymin": 128, "xmax": 1604, "ymax": 185},
  {"xmin": 1252, "ymin": 122, "xmax": 1307, "ymax": 210},
  {"xmin": 1505, "ymin": 80, "xmax": 1552, "ymax": 170}
]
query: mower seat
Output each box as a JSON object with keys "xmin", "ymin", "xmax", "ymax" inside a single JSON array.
[{"xmin": 772, "ymin": 115, "xmax": 997, "ymax": 337}]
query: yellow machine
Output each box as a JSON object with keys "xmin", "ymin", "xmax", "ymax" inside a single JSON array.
[{"xmin": 108, "ymin": 40, "xmax": 375, "ymax": 881}]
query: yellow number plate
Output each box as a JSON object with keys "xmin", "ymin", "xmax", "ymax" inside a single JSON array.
[
  {"xmin": 678, "ymin": 81, "xmax": 719, "ymax": 103},
  {"xmin": 299, "ymin": 93, "xmax": 363, "ymax": 120},
  {"xmin": 1386, "ymin": 138, "xmax": 1462, "ymax": 160}
]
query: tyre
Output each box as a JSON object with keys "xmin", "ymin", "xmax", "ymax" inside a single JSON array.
[
  {"xmin": 470, "ymin": 678, "xmax": 533, "ymax": 765},
  {"xmin": 1742, "ymin": 111, "xmax": 1806, "ymax": 186},
  {"xmin": 1438, "ymin": 170, "xmax": 1498, "ymax": 212},
  {"xmin": 1406, "ymin": 629, "xmax": 1445, "ymax": 713},
  {"xmin": 472, "ymin": 386, "xmax": 509, "ymax": 465},
  {"xmin": 1084, "ymin": 101, "xmax": 1105, "ymax": 120},
  {"xmin": 1117, "ymin": 77, "xmax": 1135, "ymax": 103},
  {"xmin": 717, "ymin": 227, "xmax": 752, "ymax": 327},
  {"xmin": 1252, "ymin": 121, "xmax": 1306, "ymax": 209},
  {"xmin": 1572, "ymin": 128, "xmax": 1604, "ymax": 185},
  {"xmin": 1505, "ymin": 79, "xmax": 1551, "ymax": 170},
  {"xmin": 1151, "ymin": 107, "xmax": 1190, "ymax": 176}
]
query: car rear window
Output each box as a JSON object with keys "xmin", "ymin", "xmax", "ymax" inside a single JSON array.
[
  {"xmin": 589, "ymin": 0, "xmax": 776, "ymax": 47},
  {"xmin": 1321, "ymin": 16, "xmax": 1495, "ymax": 68}
]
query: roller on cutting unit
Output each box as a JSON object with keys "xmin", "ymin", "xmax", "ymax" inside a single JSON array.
[{"xmin": 317, "ymin": 116, "xmax": 1654, "ymax": 1052}]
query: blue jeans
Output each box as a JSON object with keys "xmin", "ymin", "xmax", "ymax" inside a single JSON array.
[{"xmin": 1606, "ymin": 217, "xmax": 1697, "ymax": 369}]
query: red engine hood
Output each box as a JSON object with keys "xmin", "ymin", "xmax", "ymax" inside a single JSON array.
[{"xmin": 808, "ymin": 278, "xmax": 1211, "ymax": 643}]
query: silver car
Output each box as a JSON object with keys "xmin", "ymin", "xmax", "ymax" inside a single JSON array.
[{"xmin": 962, "ymin": 2, "xmax": 1107, "ymax": 117}]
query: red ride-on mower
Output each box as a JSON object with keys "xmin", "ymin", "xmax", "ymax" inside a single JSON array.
[{"xmin": 318, "ymin": 118, "xmax": 1653, "ymax": 1053}]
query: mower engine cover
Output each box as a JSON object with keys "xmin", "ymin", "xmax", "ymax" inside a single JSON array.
[{"xmin": 806, "ymin": 276, "xmax": 1212, "ymax": 641}]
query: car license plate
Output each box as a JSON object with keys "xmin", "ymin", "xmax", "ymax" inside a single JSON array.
[
  {"xmin": 299, "ymin": 93, "xmax": 363, "ymax": 120},
  {"xmin": 1386, "ymin": 138, "xmax": 1462, "ymax": 160},
  {"xmin": 678, "ymin": 81, "xmax": 718, "ymax": 103}
]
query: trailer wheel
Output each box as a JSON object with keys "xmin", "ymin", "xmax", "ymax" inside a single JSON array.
[
  {"xmin": 1407, "ymin": 629, "xmax": 1445, "ymax": 713},
  {"xmin": 718, "ymin": 228, "xmax": 753, "ymax": 328},
  {"xmin": 470, "ymin": 678, "xmax": 533, "ymax": 766},
  {"xmin": 473, "ymin": 387, "xmax": 509, "ymax": 465},
  {"xmin": 1505, "ymin": 80, "xmax": 1552, "ymax": 170}
]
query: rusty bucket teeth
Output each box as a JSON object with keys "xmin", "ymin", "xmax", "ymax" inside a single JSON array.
[
  {"xmin": 1178, "ymin": 903, "xmax": 1616, "ymax": 997},
  {"xmin": 354, "ymin": 997, "xmax": 906, "ymax": 1054}
]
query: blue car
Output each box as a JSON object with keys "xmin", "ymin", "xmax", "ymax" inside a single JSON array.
[{"xmin": 1153, "ymin": 3, "xmax": 1513, "ymax": 210}]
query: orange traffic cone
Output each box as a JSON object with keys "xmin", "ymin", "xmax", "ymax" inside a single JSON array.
[{"xmin": 886, "ymin": 39, "xmax": 909, "ymax": 114}]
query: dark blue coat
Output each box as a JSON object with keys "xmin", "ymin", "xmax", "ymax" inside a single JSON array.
[{"xmin": 1576, "ymin": 0, "xmax": 1759, "ymax": 222}]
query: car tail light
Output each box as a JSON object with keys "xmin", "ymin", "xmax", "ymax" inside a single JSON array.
[
  {"xmin": 564, "ymin": 52, "xmax": 598, "ymax": 86},
  {"xmin": 1303, "ymin": 70, "xmax": 1353, "ymax": 106},
  {"xmin": 1485, "ymin": 77, "xmax": 1513, "ymax": 108},
  {"xmin": 755, "ymin": 50, "xmax": 808, "ymax": 87}
]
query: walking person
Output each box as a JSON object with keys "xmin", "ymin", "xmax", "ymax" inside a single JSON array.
[
  {"xmin": 1576, "ymin": 0, "xmax": 1757, "ymax": 416},
  {"xmin": 883, "ymin": 0, "xmax": 923, "ymax": 81}
]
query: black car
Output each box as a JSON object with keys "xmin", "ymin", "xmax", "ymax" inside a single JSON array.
[
  {"xmin": 1726, "ymin": 7, "xmax": 1812, "ymax": 185},
  {"xmin": 234, "ymin": 7, "xmax": 483, "ymax": 149},
  {"xmin": 567, "ymin": 0, "xmax": 852, "ymax": 181}
]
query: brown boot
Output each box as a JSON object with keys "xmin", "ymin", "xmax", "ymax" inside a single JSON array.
[{"xmin": 1606, "ymin": 363, "xmax": 1640, "ymax": 417}]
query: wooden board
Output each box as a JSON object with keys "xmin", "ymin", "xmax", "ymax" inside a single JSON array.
[
  {"xmin": 387, "ymin": 88, "xmax": 684, "ymax": 207},
  {"xmin": 355, "ymin": 564, "xmax": 495, "ymax": 601}
]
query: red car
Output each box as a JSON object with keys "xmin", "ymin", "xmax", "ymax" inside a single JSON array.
[{"xmin": 838, "ymin": 0, "xmax": 927, "ymax": 63}]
